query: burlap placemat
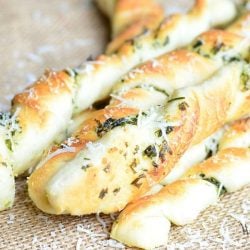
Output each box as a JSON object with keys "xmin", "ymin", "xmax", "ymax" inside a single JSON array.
[{"xmin": 0, "ymin": 1, "xmax": 249, "ymax": 249}]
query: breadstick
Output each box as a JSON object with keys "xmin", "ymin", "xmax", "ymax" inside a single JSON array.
[
  {"xmin": 97, "ymin": 0, "xmax": 165, "ymax": 53},
  {"xmin": 0, "ymin": 161, "xmax": 14, "ymax": 211},
  {"xmin": 0, "ymin": 0, "xmax": 237, "ymax": 178},
  {"xmin": 28, "ymin": 58, "xmax": 250, "ymax": 215},
  {"xmin": 27, "ymin": 11, "xmax": 250, "ymax": 214},
  {"xmin": 110, "ymin": 118, "xmax": 250, "ymax": 249}
]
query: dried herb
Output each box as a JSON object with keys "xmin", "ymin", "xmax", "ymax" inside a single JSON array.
[
  {"xmin": 168, "ymin": 97, "xmax": 185, "ymax": 103},
  {"xmin": 163, "ymin": 36, "xmax": 170, "ymax": 46},
  {"xmin": 144, "ymin": 145, "xmax": 157, "ymax": 158},
  {"xmin": 0, "ymin": 111, "xmax": 22, "ymax": 152},
  {"xmin": 103, "ymin": 164, "xmax": 111, "ymax": 173},
  {"xmin": 113, "ymin": 187, "xmax": 121, "ymax": 195},
  {"xmin": 152, "ymin": 161, "xmax": 158, "ymax": 168},
  {"xmin": 240, "ymin": 70, "xmax": 250, "ymax": 91},
  {"xmin": 192, "ymin": 40, "xmax": 203, "ymax": 49},
  {"xmin": 178, "ymin": 101, "xmax": 189, "ymax": 111},
  {"xmin": 159, "ymin": 140, "xmax": 172, "ymax": 161},
  {"xmin": 5, "ymin": 139, "xmax": 12, "ymax": 152},
  {"xmin": 133, "ymin": 145, "xmax": 140, "ymax": 154},
  {"xmin": 96, "ymin": 116, "xmax": 138, "ymax": 137},
  {"xmin": 136, "ymin": 85, "xmax": 169, "ymax": 97},
  {"xmin": 200, "ymin": 174, "xmax": 227, "ymax": 196},
  {"xmin": 99, "ymin": 188, "xmax": 108, "ymax": 199},
  {"xmin": 205, "ymin": 148, "xmax": 213, "ymax": 160},
  {"xmin": 211, "ymin": 42, "xmax": 224, "ymax": 54},
  {"xmin": 131, "ymin": 174, "xmax": 146, "ymax": 188},
  {"xmin": 155, "ymin": 126, "xmax": 174, "ymax": 137},
  {"xmin": 129, "ymin": 159, "xmax": 138, "ymax": 173},
  {"xmin": 81, "ymin": 164, "xmax": 91, "ymax": 171},
  {"xmin": 166, "ymin": 126, "xmax": 174, "ymax": 134},
  {"xmin": 1, "ymin": 162, "xmax": 7, "ymax": 167}
]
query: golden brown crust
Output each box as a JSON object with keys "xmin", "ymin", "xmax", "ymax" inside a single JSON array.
[
  {"xmin": 28, "ymin": 61, "xmax": 250, "ymax": 215},
  {"xmin": 106, "ymin": 0, "xmax": 164, "ymax": 53},
  {"xmin": 112, "ymin": 0, "xmax": 164, "ymax": 36},
  {"xmin": 13, "ymin": 70, "xmax": 72, "ymax": 110},
  {"xmin": 111, "ymin": 119, "xmax": 250, "ymax": 249},
  {"xmin": 186, "ymin": 147, "xmax": 250, "ymax": 177},
  {"xmin": 27, "ymin": 9, "xmax": 250, "ymax": 215}
]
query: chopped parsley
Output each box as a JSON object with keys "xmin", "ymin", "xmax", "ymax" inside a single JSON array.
[
  {"xmin": 99, "ymin": 188, "xmax": 108, "ymax": 199},
  {"xmin": 81, "ymin": 164, "xmax": 91, "ymax": 171},
  {"xmin": 168, "ymin": 97, "xmax": 185, "ymax": 103},
  {"xmin": 131, "ymin": 174, "xmax": 146, "ymax": 188},
  {"xmin": 113, "ymin": 187, "xmax": 121, "ymax": 195},
  {"xmin": 0, "ymin": 111, "xmax": 22, "ymax": 152},
  {"xmin": 178, "ymin": 101, "xmax": 189, "ymax": 111},
  {"xmin": 240, "ymin": 70, "xmax": 250, "ymax": 91},
  {"xmin": 200, "ymin": 173, "xmax": 227, "ymax": 196},
  {"xmin": 192, "ymin": 40, "xmax": 203, "ymax": 49},
  {"xmin": 144, "ymin": 145, "xmax": 157, "ymax": 158},
  {"xmin": 96, "ymin": 116, "xmax": 138, "ymax": 137}
]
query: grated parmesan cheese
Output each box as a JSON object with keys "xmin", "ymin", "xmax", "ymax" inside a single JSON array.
[
  {"xmin": 96, "ymin": 213, "xmax": 108, "ymax": 232},
  {"xmin": 76, "ymin": 238, "xmax": 83, "ymax": 250},
  {"xmin": 6, "ymin": 213, "xmax": 15, "ymax": 224}
]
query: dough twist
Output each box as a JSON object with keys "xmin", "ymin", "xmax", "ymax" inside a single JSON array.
[
  {"xmin": 111, "ymin": 118, "xmax": 250, "ymax": 249},
  {"xmin": 28, "ymin": 12, "xmax": 250, "ymax": 215},
  {"xmin": 0, "ymin": 0, "xmax": 236, "ymax": 176},
  {"xmin": 97, "ymin": 0, "xmax": 165, "ymax": 53}
]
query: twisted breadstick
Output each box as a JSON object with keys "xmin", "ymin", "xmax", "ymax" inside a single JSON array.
[
  {"xmin": 0, "ymin": 161, "xmax": 14, "ymax": 211},
  {"xmin": 26, "ymin": 8, "xmax": 248, "ymax": 213},
  {"xmin": 0, "ymin": 0, "xmax": 237, "ymax": 181},
  {"xmin": 27, "ymin": 10, "xmax": 250, "ymax": 214},
  {"xmin": 97, "ymin": 0, "xmax": 163, "ymax": 37},
  {"xmin": 111, "ymin": 117, "xmax": 250, "ymax": 249},
  {"xmin": 97, "ymin": 0, "xmax": 165, "ymax": 53},
  {"xmin": 28, "ymin": 50, "xmax": 250, "ymax": 215}
]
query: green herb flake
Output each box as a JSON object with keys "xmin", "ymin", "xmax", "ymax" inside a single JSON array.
[
  {"xmin": 103, "ymin": 164, "xmax": 111, "ymax": 173},
  {"xmin": 113, "ymin": 187, "xmax": 121, "ymax": 195},
  {"xmin": 159, "ymin": 140, "xmax": 172, "ymax": 161},
  {"xmin": 152, "ymin": 161, "xmax": 158, "ymax": 168},
  {"xmin": 178, "ymin": 101, "xmax": 189, "ymax": 111},
  {"xmin": 240, "ymin": 70, "xmax": 250, "ymax": 91},
  {"xmin": 81, "ymin": 164, "xmax": 91, "ymax": 171},
  {"xmin": 168, "ymin": 97, "xmax": 185, "ymax": 103},
  {"xmin": 99, "ymin": 188, "xmax": 108, "ymax": 199},
  {"xmin": 133, "ymin": 145, "xmax": 140, "ymax": 155},
  {"xmin": 96, "ymin": 116, "xmax": 137, "ymax": 137},
  {"xmin": 129, "ymin": 159, "xmax": 139, "ymax": 173},
  {"xmin": 192, "ymin": 40, "xmax": 203, "ymax": 49},
  {"xmin": 163, "ymin": 36, "xmax": 169, "ymax": 46},
  {"xmin": 200, "ymin": 174, "xmax": 227, "ymax": 196},
  {"xmin": 144, "ymin": 145, "xmax": 157, "ymax": 158},
  {"xmin": 131, "ymin": 174, "xmax": 146, "ymax": 188},
  {"xmin": 211, "ymin": 42, "xmax": 224, "ymax": 54},
  {"xmin": 5, "ymin": 139, "xmax": 13, "ymax": 152}
]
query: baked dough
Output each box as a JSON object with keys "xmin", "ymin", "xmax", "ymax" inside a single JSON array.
[
  {"xmin": 0, "ymin": 0, "xmax": 236, "ymax": 178},
  {"xmin": 111, "ymin": 118, "xmax": 250, "ymax": 249},
  {"xmin": 97, "ymin": 0, "xmax": 165, "ymax": 53},
  {"xmin": 27, "ymin": 9, "xmax": 250, "ymax": 214},
  {"xmin": 28, "ymin": 59, "xmax": 250, "ymax": 215}
]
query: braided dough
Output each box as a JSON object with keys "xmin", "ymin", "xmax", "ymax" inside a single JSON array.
[
  {"xmin": 0, "ymin": 0, "xmax": 237, "ymax": 211},
  {"xmin": 111, "ymin": 118, "xmax": 250, "ymax": 249},
  {"xmin": 97, "ymin": 0, "xmax": 165, "ymax": 53},
  {"xmin": 26, "ymin": 8, "xmax": 249, "ymax": 214},
  {"xmin": 0, "ymin": 0, "xmax": 163, "ymax": 210},
  {"xmin": 28, "ymin": 57, "xmax": 250, "ymax": 214},
  {"xmin": 1, "ymin": 0, "xmax": 236, "ymax": 178}
]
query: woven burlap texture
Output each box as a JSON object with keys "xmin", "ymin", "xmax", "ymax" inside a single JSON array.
[{"xmin": 0, "ymin": 0, "xmax": 249, "ymax": 249}]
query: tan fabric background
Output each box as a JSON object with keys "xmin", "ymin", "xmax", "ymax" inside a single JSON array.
[{"xmin": 0, "ymin": 0, "xmax": 249, "ymax": 249}]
